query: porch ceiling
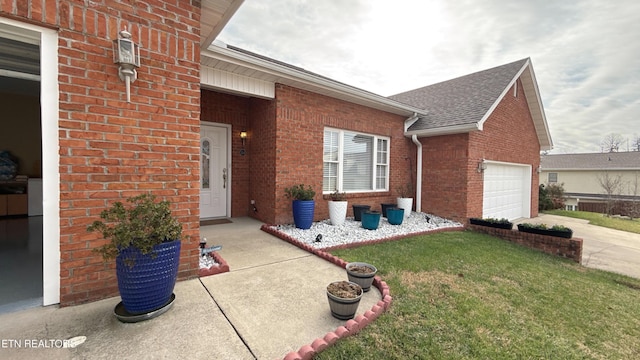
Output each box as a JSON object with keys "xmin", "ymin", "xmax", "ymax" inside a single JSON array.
[{"xmin": 200, "ymin": 0, "xmax": 244, "ymax": 49}]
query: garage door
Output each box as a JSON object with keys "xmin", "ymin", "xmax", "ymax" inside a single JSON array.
[{"xmin": 482, "ymin": 162, "xmax": 531, "ymax": 220}]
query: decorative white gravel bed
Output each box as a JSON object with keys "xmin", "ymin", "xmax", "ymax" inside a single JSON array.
[
  {"xmin": 199, "ymin": 255, "xmax": 218, "ymax": 269},
  {"xmin": 268, "ymin": 212, "xmax": 463, "ymax": 249}
]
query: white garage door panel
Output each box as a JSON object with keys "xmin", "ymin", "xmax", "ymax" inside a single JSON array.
[{"xmin": 482, "ymin": 163, "xmax": 531, "ymax": 220}]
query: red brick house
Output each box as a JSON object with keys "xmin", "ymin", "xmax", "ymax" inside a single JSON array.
[
  {"xmin": 200, "ymin": 46, "xmax": 551, "ymax": 226},
  {"xmin": 0, "ymin": 1, "xmax": 551, "ymax": 309}
]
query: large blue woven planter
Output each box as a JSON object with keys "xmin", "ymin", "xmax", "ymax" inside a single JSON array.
[
  {"xmin": 292, "ymin": 200, "xmax": 315, "ymax": 229},
  {"xmin": 116, "ymin": 240, "xmax": 181, "ymax": 314}
]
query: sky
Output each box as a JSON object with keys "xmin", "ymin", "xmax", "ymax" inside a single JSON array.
[{"xmin": 218, "ymin": 0, "xmax": 640, "ymax": 154}]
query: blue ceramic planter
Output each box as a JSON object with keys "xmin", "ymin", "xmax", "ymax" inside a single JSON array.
[
  {"xmin": 361, "ymin": 211, "xmax": 381, "ymax": 230},
  {"xmin": 116, "ymin": 240, "xmax": 181, "ymax": 314},
  {"xmin": 292, "ymin": 200, "xmax": 315, "ymax": 229},
  {"xmin": 386, "ymin": 207, "xmax": 404, "ymax": 225}
]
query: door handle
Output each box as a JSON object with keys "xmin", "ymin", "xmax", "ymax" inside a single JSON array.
[{"xmin": 222, "ymin": 168, "xmax": 227, "ymax": 189}]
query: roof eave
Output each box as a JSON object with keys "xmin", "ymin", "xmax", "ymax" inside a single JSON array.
[
  {"xmin": 202, "ymin": 45, "xmax": 427, "ymax": 116},
  {"xmin": 520, "ymin": 61, "xmax": 553, "ymax": 151},
  {"xmin": 476, "ymin": 59, "xmax": 553, "ymax": 151},
  {"xmin": 200, "ymin": 0, "xmax": 245, "ymax": 50}
]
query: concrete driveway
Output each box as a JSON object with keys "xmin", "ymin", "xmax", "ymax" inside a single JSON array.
[{"xmin": 516, "ymin": 214, "xmax": 640, "ymax": 279}]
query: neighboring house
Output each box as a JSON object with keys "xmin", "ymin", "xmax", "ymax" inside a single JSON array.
[
  {"xmin": 540, "ymin": 152, "xmax": 640, "ymax": 212},
  {"xmin": 0, "ymin": 0, "xmax": 552, "ymax": 308}
]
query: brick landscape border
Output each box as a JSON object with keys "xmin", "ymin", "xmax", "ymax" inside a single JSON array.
[
  {"xmin": 469, "ymin": 224, "xmax": 583, "ymax": 263},
  {"xmin": 197, "ymin": 251, "xmax": 230, "ymax": 277}
]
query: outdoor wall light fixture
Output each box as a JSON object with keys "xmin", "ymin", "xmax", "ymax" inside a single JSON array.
[
  {"xmin": 113, "ymin": 28, "xmax": 140, "ymax": 103},
  {"xmin": 536, "ymin": 165, "xmax": 542, "ymax": 174},
  {"xmin": 240, "ymin": 130, "xmax": 247, "ymax": 156},
  {"xmin": 477, "ymin": 160, "xmax": 487, "ymax": 173}
]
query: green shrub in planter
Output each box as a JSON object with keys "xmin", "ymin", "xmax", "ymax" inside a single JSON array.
[{"xmin": 469, "ymin": 217, "xmax": 513, "ymax": 230}]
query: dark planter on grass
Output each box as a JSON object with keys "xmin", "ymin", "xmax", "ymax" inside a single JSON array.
[
  {"xmin": 517, "ymin": 224, "xmax": 573, "ymax": 238},
  {"xmin": 470, "ymin": 218, "xmax": 513, "ymax": 230}
]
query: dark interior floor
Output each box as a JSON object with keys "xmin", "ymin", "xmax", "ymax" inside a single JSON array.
[{"xmin": 0, "ymin": 216, "xmax": 42, "ymax": 314}]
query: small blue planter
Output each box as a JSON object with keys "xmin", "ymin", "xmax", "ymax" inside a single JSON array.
[
  {"xmin": 361, "ymin": 211, "xmax": 381, "ymax": 230},
  {"xmin": 386, "ymin": 207, "xmax": 404, "ymax": 225},
  {"xmin": 292, "ymin": 200, "xmax": 315, "ymax": 229}
]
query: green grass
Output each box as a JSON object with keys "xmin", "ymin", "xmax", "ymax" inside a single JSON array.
[
  {"xmin": 316, "ymin": 231, "xmax": 640, "ymax": 360},
  {"xmin": 544, "ymin": 209, "xmax": 640, "ymax": 234}
]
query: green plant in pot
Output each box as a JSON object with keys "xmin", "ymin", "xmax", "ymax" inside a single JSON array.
[
  {"xmin": 284, "ymin": 184, "xmax": 316, "ymax": 229},
  {"xmin": 87, "ymin": 194, "xmax": 183, "ymax": 318}
]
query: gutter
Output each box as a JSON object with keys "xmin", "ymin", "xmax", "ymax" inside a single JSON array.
[
  {"xmin": 404, "ymin": 123, "xmax": 479, "ymax": 138},
  {"xmin": 404, "ymin": 113, "xmax": 422, "ymax": 213}
]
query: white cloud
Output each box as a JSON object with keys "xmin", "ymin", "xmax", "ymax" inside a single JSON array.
[{"xmin": 219, "ymin": 0, "xmax": 640, "ymax": 154}]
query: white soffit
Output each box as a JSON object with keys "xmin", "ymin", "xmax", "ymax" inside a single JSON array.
[
  {"xmin": 201, "ymin": 66, "xmax": 275, "ymax": 98},
  {"xmin": 200, "ymin": 0, "xmax": 244, "ymax": 49}
]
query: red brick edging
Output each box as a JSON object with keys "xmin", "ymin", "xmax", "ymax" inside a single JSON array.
[
  {"xmin": 261, "ymin": 224, "xmax": 463, "ymax": 360},
  {"xmin": 198, "ymin": 251, "xmax": 230, "ymax": 277}
]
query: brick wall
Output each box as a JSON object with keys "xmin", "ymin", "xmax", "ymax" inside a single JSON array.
[
  {"xmin": 2, "ymin": 1, "xmax": 202, "ymax": 306},
  {"xmin": 248, "ymin": 96, "xmax": 278, "ymax": 223},
  {"xmin": 469, "ymin": 224, "xmax": 583, "ymax": 263},
  {"xmin": 421, "ymin": 79, "xmax": 541, "ymax": 222},
  {"xmin": 421, "ymin": 133, "xmax": 472, "ymax": 221},
  {"xmin": 469, "ymin": 79, "xmax": 541, "ymax": 218},
  {"xmin": 272, "ymin": 84, "xmax": 414, "ymax": 225}
]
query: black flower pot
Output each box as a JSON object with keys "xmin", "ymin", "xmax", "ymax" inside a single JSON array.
[
  {"xmin": 517, "ymin": 224, "xmax": 573, "ymax": 238},
  {"xmin": 470, "ymin": 218, "xmax": 513, "ymax": 230},
  {"xmin": 352, "ymin": 204, "xmax": 371, "ymax": 221}
]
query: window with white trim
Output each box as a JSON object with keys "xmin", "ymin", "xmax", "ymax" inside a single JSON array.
[
  {"xmin": 323, "ymin": 128, "xmax": 389, "ymax": 192},
  {"xmin": 548, "ymin": 172, "xmax": 558, "ymax": 183}
]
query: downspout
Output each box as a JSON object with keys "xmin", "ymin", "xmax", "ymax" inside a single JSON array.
[
  {"xmin": 404, "ymin": 113, "xmax": 422, "ymax": 213},
  {"xmin": 411, "ymin": 134, "xmax": 422, "ymax": 213}
]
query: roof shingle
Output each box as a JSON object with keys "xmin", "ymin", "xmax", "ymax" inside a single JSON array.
[
  {"xmin": 541, "ymin": 152, "xmax": 640, "ymax": 170},
  {"xmin": 389, "ymin": 59, "xmax": 529, "ymax": 131}
]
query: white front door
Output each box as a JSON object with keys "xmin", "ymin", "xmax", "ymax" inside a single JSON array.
[{"xmin": 200, "ymin": 124, "xmax": 229, "ymax": 219}]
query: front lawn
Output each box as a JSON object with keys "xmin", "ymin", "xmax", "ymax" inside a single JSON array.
[
  {"xmin": 317, "ymin": 231, "xmax": 640, "ymax": 359},
  {"xmin": 544, "ymin": 209, "xmax": 640, "ymax": 234}
]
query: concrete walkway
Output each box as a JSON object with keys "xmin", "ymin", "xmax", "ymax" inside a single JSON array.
[
  {"xmin": 515, "ymin": 214, "xmax": 640, "ymax": 279},
  {"xmin": 0, "ymin": 217, "xmax": 382, "ymax": 360}
]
